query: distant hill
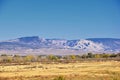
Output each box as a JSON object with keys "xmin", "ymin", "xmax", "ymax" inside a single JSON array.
[{"xmin": 0, "ymin": 36, "xmax": 120, "ymax": 55}]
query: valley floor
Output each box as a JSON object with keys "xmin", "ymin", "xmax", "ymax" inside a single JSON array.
[{"xmin": 0, "ymin": 61, "xmax": 120, "ymax": 80}]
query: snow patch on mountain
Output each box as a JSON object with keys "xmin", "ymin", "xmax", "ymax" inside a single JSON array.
[{"xmin": 70, "ymin": 39, "xmax": 104, "ymax": 51}]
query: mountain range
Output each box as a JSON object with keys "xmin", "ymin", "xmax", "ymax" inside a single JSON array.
[{"xmin": 0, "ymin": 36, "xmax": 120, "ymax": 55}]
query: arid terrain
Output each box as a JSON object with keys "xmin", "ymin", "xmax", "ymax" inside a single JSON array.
[{"xmin": 0, "ymin": 61, "xmax": 120, "ymax": 80}]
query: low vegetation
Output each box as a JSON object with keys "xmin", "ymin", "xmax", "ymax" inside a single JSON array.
[
  {"xmin": 0, "ymin": 53, "xmax": 120, "ymax": 63},
  {"xmin": 0, "ymin": 53, "xmax": 120, "ymax": 80}
]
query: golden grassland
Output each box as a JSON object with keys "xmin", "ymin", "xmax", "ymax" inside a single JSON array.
[{"xmin": 0, "ymin": 61, "xmax": 120, "ymax": 80}]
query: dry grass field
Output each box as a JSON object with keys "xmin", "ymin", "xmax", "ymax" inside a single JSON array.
[{"xmin": 0, "ymin": 61, "xmax": 120, "ymax": 80}]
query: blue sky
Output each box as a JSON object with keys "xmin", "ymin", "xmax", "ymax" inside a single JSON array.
[{"xmin": 0, "ymin": 0, "xmax": 120, "ymax": 40}]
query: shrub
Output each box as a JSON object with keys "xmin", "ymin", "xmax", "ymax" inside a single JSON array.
[{"xmin": 53, "ymin": 76, "xmax": 65, "ymax": 80}]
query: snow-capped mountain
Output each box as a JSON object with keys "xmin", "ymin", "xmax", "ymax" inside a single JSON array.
[{"xmin": 0, "ymin": 36, "xmax": 120, "ymax": 55}]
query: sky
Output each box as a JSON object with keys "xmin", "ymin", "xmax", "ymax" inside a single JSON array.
[{"xmin": 0, "ymin": 0, "xmax": 120, "ymax": 41}]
